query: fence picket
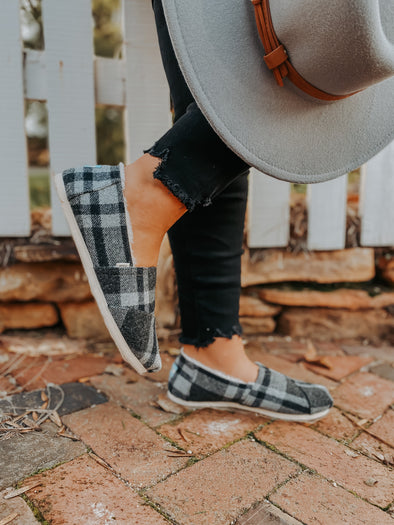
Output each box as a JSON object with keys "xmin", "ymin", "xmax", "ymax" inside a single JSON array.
[
  {"xmin": 307, "ymin": 175, "xmax": 348, "ymax": 251},
  {"xmin": 42, "ymin": 0, "xmax": 96, "ymax": 236},
  {"xmin": 360, "ymin": 142, "xmax": 394, "ymax": 247},
  {"xmin": 0, "ymin": 1, "xmax": 31, "ymax": 236},
  {"xmin": 122, "ymin": 0, "xmax": 171, "ymax": 163},
  {"xmin": 25, "ymin": 49, "xmax": 47, "ymax": 102},
  {"xmin": 248, "ymin": 170, "xmax": 290, "ymax": 248},
  {"xmin": 95, "ymin": 57, "xmax": 125, "ymax": 107}
]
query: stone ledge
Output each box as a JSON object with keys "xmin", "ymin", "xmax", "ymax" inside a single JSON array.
[
  {"xmin": 239, "ymin": 295, "xmax": 281, "ymax": 317},
  {"xmin": 0, "ymin": 303, "xmax": 58, "ymax": 333},
  {"xmin": 242, "ymin": 248, "xmax": 375, "ymax": 286},
  {"xmin": 277, "ymin": 307, "xmax": 394, "ymax": 343},
  {"xmin": 58, "ymin": 301, "xmax": 110, "ymax": 341},
  {"xmin": 259, "ymin": 288, "xmax": 394, "ymax": 310},
  {"xmin": 0, "ymin": 262, "xmax": 91, "ymax": 302},
  {"xmin": 378, "ymin": 255, "xmax": 394, "ymax": 285}
]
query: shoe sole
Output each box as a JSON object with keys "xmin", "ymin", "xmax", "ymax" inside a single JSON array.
[
  {"xmin": 167, "ymin": 390, "xmax": 331, "ymax": 423},
  {"xmin": 54, "ymin": 171, "xmax": 147, "ymax": 375}
]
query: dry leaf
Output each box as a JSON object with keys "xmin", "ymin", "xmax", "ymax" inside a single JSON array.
[
  {"xmin": 178, "ymin": 428, "xmax": 190, "ymax": 442},
  {"xmin": 345, "ymin": 449, "xmax": 359, "ymax": 458},
  {"xmin": 303, "ymin": 342, "xmax": 333, "ymax": 369},
  {"xmin": 371, "ymin": 451, "xmax": 385, "ymax": 462},
  {"xmin": 167, "ymin": 347, "xmax": 181, "ymax": 356},
  {"xmin": 20, "ymin": 418, "xmax": 39, "ymax": 429},
  {"xmin": 78, "ymin": 377, "xmax": 90, "ymax": 383},
  {"xmin": 104, "ymin": 364, "xmax": 124, "ymax": 376},
  {"xmin": 57, "ymin": 427, "xmax": 79, "ymax": 441},
  {"xmin": 41, "ymin": 391, "xmax": 48, "ymax": 402},
  {"xmin": 164, "ymin": 448, "xmax": 193, "ymax": 458},
  {"xmin": 0, "ymin": 513, "xmax": 19, "ymax": 525},
  {"xmin": 184, "ymin": 428, "xmax": 201, "ymax": 437},
  {"xmin": 303, "ymin": 341, "xmax": 317, "ymax": 362},
  {"xmin": 3, "ymin": 481, "xmax": 41, "ymax": 499},
  {"xmin": 4, "ymin": 421, "xmax": 23, "ymax": 430},
  {"xmin": 89, "ymin": 452, "xmax": 111, "ymax": 470},
  {"xmin": 167, "ymin": 454, "xmax": 192, "ymax": 458},
  {"xmin": 155, "ymin": 393, "xmax": 185, "ymax": 414},
  {"xmin": 32, "ymin": 412, "xmax": 38, "ymax": 421},
  {"xmin": 49, "ymin": 411, "xmax": 62, "ymax": 427},
  {"xmin": 40, "ymin": 400, "xmax": 48, "ymax": 410},
  {"xmin": 164, "ymin": 448, "xmax": 190, "ymax": 454}
]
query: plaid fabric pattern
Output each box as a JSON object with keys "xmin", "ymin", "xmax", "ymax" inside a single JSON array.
[
  {"xmin": 60, "ymin": 165, "xmax": 161, "ymax": 372},
  {"xmin": 63, "ymin": 166, "xmax": 132, "ymax": 267},
  {"xmin": 95, "ymin": 266, "xmax": 156, "ymax": 313},
  {"xmin": 168, "ymin": 351, "xmax": 333, "ymax": 415}
]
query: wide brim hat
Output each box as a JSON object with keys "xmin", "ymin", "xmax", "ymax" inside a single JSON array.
[{"xmin": 162, "ymin": 0, "xmax": 394, "ymax": 184}]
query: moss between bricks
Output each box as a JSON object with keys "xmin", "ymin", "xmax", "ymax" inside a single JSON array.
[{"xmin": 21, "ymin": 494, "xmax": 51, "ymax": 525}]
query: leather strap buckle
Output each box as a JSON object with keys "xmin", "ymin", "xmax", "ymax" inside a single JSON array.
[
  {"xmin": 251, "ymin": 0, "xmax": 361, "ymax": 101},
  {"xmin": 264, "ymin": 45, "xmax": 288, "ymax": 70}
]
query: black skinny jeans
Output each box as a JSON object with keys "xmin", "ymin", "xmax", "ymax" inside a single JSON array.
[{"xmin": 148, "ymin": 0, "xmax": 251, "ymax": 347}]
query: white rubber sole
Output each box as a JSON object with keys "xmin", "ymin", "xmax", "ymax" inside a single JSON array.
[
  {"xmin": 167, "ymin": 390, "xmax": 330, "ymax": 423},
  {"xmin": 53, "ymin": 171, "xmax": 147, "ymax": 375}
]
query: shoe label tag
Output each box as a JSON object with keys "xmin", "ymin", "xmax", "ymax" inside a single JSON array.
[{"xmin": 116, "ymin": 262, "xmax": 131, "ymax": 267}]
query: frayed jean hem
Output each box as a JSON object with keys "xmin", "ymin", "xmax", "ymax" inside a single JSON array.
[
  {"xmin": 143, "ymin": 145, "xmax": 213, "ymax": 212},
  {"xmin": 178, "ymin": 324, "xmax": 243, "ymax": 349}
]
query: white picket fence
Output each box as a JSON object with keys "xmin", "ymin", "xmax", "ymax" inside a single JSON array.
[{"xmin": 1, "ymin": 0, "xmax": 394, "ymax": 250}]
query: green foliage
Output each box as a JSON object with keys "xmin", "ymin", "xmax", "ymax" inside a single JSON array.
[
  {"xmin": 29, "ymin": 169, "xmax": 50, "ymax": 209},
  {"xmin": 96, "ymin": 107, "xmax": 125, "ymax": 165},
  {"xmin": 92, "ymin": 0, "xmax": 123, "ymax": 58}
]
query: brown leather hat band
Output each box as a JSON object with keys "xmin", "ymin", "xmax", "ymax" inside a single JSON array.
[{"xmin": 251, "ymin": 0, "xmax": 361, "ymax": 101}]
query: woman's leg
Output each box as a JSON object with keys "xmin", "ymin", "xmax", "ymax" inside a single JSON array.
[
  {"xmin": 130, "ymin": 0, "xmax": 258, "ymax": 382},
  {"xmin": 123, "ymin": 0, "xmax": 250, "ymax": 267},
  {"xmin": 168, "ymin": 173, "xmax": 259, "ymax": 382}
]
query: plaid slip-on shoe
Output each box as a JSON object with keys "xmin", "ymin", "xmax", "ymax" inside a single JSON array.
[
  {"xmin": 54, "ymin": 163, "xmax": 161, "ymax": 374},
  {"xmin": 167, "ymin": 349, "xmax": 333, "ymax": 422}
]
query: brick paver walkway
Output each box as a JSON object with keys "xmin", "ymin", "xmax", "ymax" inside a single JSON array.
[{"xmin": 0, "ymin": 334, "xmax": 393, "ymax": 524}]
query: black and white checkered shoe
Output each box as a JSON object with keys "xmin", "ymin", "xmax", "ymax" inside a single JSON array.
[
  {"xmin": 54, "ymin": 163, "xmax": 161, "ymax": 374},
  {"xmin": 167, "ymin": 350, "xmax": 333, "ymax": 422}
]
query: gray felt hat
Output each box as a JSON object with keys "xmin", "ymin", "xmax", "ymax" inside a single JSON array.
[{"xmin": 162, "ymin": 0, "xmax": 394, "ymax": 183}]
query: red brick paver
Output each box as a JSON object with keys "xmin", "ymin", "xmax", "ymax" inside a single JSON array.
[
  {"xmin": 2, "ymin": 335, "xmax": 394, "ymax": 525},
  {"xmin": 24, "ymin": 455, "xmax": 168, "ymax": 524},
  {"xmin": 351, "ymin": 432, "xmax": 394, "ymax": 465},
  {"xmin": 0, "ymin": 376, "xmax": 14, "ymax": 395},
  {"xmin": 244, "ymin": 350, "xmax": 337, "ymax": 388},
  {"xmin": 13, "ymin": 355, "xmax": 112, "ymax": 390},
  {"xmin": 312, "ymin": 407, "xmax": 359, "ymax": 442},
  {"xmin": 146, "ymin": 439, "xmax": 300, "ymax": 525},
  {"xmin": 0, "ymin": 488, "xmax": 38, "ymax": 525},
  {"xmin": 90, "ymin": 370, "xmax": 178, "ymax": 427},
  {"xmin": 236, "ymin": 500, "xmax": 303, "ymax": 525},
  {"xmin": 342, "ymin": 344, "xmax": 394, "ymax": 364},
  {"xmin": 332, "ymin": 372, "xmax": 394, "ymax": 420},
  {"xmin": 270, "ymin": 471, "xmax": 394, "ymax": 525},
  {"xmin": 366, "ymin": 408, "xmax": 394, "ymax": 448},
  {"xmin": 304, "ymin": 354, "xmax": 373, "ymax": 381},
  {"xmin": 62, "ymin": 401, "xmax": 189, "ymax": 488},
  {"xmin": 158, "ymin": 407, "xmax": 268, "ymax": 457},
  {"xmin": 255, "ymin": 421, "xmax": 394, "ymax": 507}
]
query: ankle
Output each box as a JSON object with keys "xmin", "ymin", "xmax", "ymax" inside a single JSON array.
[
  {"xmin": 183, "ymin": 336, "xmax": 259, "ymax": 382},
  {"xmin": 123, "ymin": 155, "xmax": 187, "ymax": 266}
]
